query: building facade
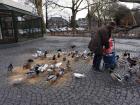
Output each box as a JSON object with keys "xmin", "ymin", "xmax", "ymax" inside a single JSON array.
[
  {"xmin": 77, "ymin": 18, "xmax": 88, "ymax": 29},
  {"xmin": 48, "ymin": 17, "xmax": 68, "ymax": 29},
  {"xmin": 0, "ymin": 0, "xmax": 43, "ymax": 44}
]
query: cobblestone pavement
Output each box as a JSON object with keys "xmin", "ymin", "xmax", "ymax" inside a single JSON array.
[{"xmin": 0, "ymin": 36, "xmax": 140, "ymax": 105}]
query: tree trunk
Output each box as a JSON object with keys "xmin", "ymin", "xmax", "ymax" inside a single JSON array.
[
  {"xmin": 71, "ymin": 9, "xmax": 77, "ymax": 30},
  {"xmin": 97, "ymin": 8, "xmax": 101, "ymax": 27},
  {"xmin": 87, "ymin": 7, "xmax": 92, "ymax": 31},
  {"xmin": 35, "ymin": 0, "xmax": 46, "ymax": 33},
  {"xmin": 46, "ymin": 2, "xmax": 48, "ymax": 29},
  {"xmin": 88, "ymin": 14, "xmax": 92, "ymax": 30}
]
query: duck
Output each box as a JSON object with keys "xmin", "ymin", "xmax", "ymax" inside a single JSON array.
[
  {"xmin": 52, "ymin": 55, "xmax": 56, "ymax": 60},
  {"xmin": 44, "ymin": 51, "xmax": 48, "ymax": 57},
  {"xmin": 127, "ymin": 53, "xmax": 137, "ymax": 67}
]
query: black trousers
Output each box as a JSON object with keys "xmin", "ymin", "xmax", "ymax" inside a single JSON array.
[{"xmin": 93, "ymin": 53, "xmax": 102, "ymax": 70}]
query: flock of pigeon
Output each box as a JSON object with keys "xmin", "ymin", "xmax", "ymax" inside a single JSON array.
[
  {"xmin": 7, "ymin": 46, "xmax": 93, "ymax": 85},
  {"xmin": 7, "ymin": 45, "xmax": 140, "ymax": 85}
]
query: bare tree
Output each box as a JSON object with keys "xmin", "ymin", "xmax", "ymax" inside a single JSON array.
[
  {"xmin": 31, "ymin": 0, "xmax": 56, "ymax": 29},
  {"xmin": 107, "ymin": 3, "xmax": 131, "ymax": 26},
  {"xmin": 86, "ymin": 0, "xmax": 92, "ymax": 30},
  {"xmin": 49, "ymin": 0, "xmax": 94, "ymax": 30},
  {"xmin": 43, "ymin": 0, "xmax": 56, "ymax": 28},
  {"xmin": 27, "ymin": 0, "xmax": 46, "ymax": 33},
  {"xmin": 45, "ymin": 0, "xmax": 49, "ymax": 28},
  {"xmin": 89, "ymin": 0, "xmax": 116, "ymax": 27}
]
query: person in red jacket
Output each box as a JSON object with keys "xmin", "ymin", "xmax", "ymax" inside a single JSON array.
[{"xmin": 88, "ymin": 21, "xmax": 116, "ymax": 72}]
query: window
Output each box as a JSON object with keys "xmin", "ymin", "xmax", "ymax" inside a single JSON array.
[{"xmin": 1, "ymin": 17, "xmax": 14, "ymax": 38}]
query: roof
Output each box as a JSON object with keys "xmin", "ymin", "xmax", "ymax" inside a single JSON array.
[
  {"xmin": 49, "ymin": 17, "xmax": 67, "ymax": 21},
  {"xmin": 0, "ymin": 3, "xmax": 39, "ymax": 17},
  {"xmin": 49, "ymin": 17, "xmax": 68, "ymax": 23},
  {"xmin": 119, "ymin": 0, "xmax": 140, "ymax": 3},
  {"xmin": 0, "ymin": 0, "xmax": 33, "ymax": 12},
  {"xmin": 0, "ymin": 4, "xmax": 27, "ymax": 15}
]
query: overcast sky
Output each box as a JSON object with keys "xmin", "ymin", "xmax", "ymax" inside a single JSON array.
[
  {"xmin": 77, "ymin": 2, "xmax": 139, "ymax": 19},
  {"xmin": 45, "ymin": 0, "xmax": 138, "ymax": 19},
  {"xmin": 13, "ymin": 0, "xmax": 140, "ymax": 20}
]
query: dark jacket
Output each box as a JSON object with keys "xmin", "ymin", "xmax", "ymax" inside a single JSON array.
[{"xmin": 88, "ymin": 26, "xmax": 111, "ymax": 55}]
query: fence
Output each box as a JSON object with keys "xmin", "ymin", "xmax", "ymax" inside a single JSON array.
[
  {"xmin": 47, "ymin": 30, "xmax": 91, "ymax": 37},
  {"xmin": 47, "ymin": 30, "xmax": 140, "ymax": 39}
]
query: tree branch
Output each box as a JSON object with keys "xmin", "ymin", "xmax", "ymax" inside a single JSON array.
[
  {"xmin": 76, "ymin": 0, "xmax": 84, "ymax": 10},
  {"xmin": 77, "ymin": 1, "xmax": 115, "ymax": 12},
  {"xmin": 74, "ymin": 0, "xmax": 80, "ymax": 5},
  {"xmin": 44, "ymin": 1, "xmax": 72, "ymax": 9}
]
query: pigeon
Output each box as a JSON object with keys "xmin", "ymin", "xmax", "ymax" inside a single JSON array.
[
  {"xmin": 58, "ymin": 68, "xmax": 65, "ymax": 76},
  {"xmin": 71, "ymin": 53, "xmax": 75, "ymax": 58},
  {"xmin": 68, "ymin": 53, "xmax": 71, "ymax": 56},
  {"xmin": 110, "ymin": 73, "xmax": 123, "ymax": 82},
  {"xmin": 70, "ymin": 45, "xmax": 76, "ymax": 49},
  {"xmin": 57, "ymin": 49, "xmax": 62, "ymax": 52},
  {"xmin": 26, "ymin": 70, "xmax": 36, "ymax": 78},
  {"xmin": 8, "ymin": 64, "xmax": 13, "ymax": 72},
  {"xmin": 27, "ymin": 59, "xmax": 34, "ymax": 63},
  {"xmin": 26, "ymin": 70, "xmax": 35, "ymax": 75},
  {"xmin": 66, "ymin": 60, "xmax": 71, "ymax": 71},
  {"xmin": 55, "ymin": 62, "xmax": 62, "ymax": 68},
  {"xmin": 73, "ymin": 73, "xmax": 85, "ymax": 78},
  {"xmin": 52, "ymin": 55, "xmax": 56, "ymax": 60},
  {"xmin": 50, "ymin": 65, "xmax": 55, "ymax": 69},
  {"xmin": 87, "ymin": 52, "xmax": 93, "ymax": 56},
  {"xmin": 23, "ymin": 63, "xmax": 31, "ymax": 69},
  {"xmin": 63, "ymin": 57, "xmax": 66, "ymax": 61},
  {"xmin": 46, "ymin": 75, "xmax": 57, "ymax": 81},
  {"xmin": 38, "ymin": 64, "xmax": 48, "ymax": 72},
  {"xmin": 35, "ymin": 67, "xmax": 40, "ymax": 75},
  {"xmin": 116, "ymin": 55, "xmax": 120, "ymax": 60},
  {"xmin": 66, "ymin": 60, "xmax": 70, "ymax": 67},
  {"xmin": 32, "ymin": 53, "xmax": 38, "ymax": 58},
  {"xmin": 33, "ymin": 64, "xmax": 41, "ymax": 75},
  {"xmin": 123, "ymin": 51, "xmax": 128, "ymax": 57},
  {"xmin": 83, "ymin": 50, "xmax": 87, "ymax": 54},
  {"xmin": 75, "ymin": 51, "xmax": 79, "ymax": 55},
  {"xmin": 47, "ymin": 69, "xmax": 53, "ymax": 72},
  {"xmin": 124, "ymin": 73, "xmax": 131, "ymax": 81},
  {"xmin": 57, "ymin": 53, "xmax": 61, "ymax": 58},
  {"xmin": 37, "ymin": 50, "xmax": 43, "ymax": 57}
]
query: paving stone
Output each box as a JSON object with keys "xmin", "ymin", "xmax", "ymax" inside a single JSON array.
[{"xmin": 0, "ymin": 36, "xmax": 140, "ymax": 105}]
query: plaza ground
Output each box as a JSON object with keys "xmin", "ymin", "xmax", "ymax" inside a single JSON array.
[{"xmin": 0, "ymin": 36, "xmax": 140, "ymax": 105}]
